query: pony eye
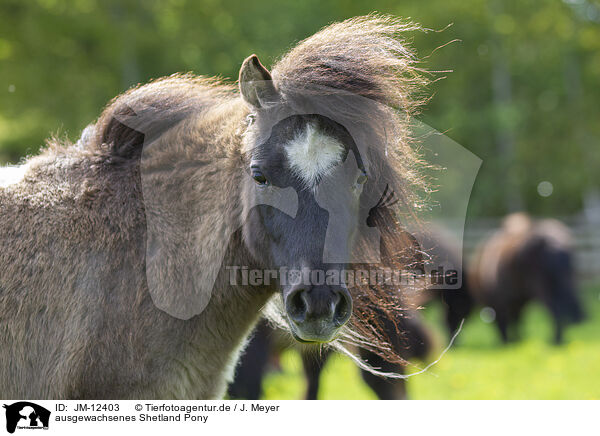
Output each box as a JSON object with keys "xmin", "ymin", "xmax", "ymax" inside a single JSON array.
[
  {"xmin": 357, "ymin": 173, "xmax": 368, "ymax": 185},
  {"xmin": 252, "ymin": 169, "xmax": 268, "ymax": 186}
]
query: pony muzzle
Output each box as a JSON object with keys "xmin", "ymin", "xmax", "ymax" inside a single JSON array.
[{"xmin": 284, "ymin": 283, "xmax": 352, "ymax": 343}]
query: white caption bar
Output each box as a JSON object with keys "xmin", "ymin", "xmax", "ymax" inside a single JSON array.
[{"xmin": 0, "ymin": 400, "xmax": 596, "ymax": 436}]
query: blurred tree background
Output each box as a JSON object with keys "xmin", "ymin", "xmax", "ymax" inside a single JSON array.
[{"xmin": 1, "ymin": 0, "xmax": 599, "ymax": 217}]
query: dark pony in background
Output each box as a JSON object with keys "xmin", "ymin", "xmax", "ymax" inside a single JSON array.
[
  {"xmin": 228, "ymin": 314, "xmax": 432, "ymax": 400},
  {"xmin": 469, "ymin": 213, "xmax": 584, "ymax": 344},
  {"xmin": 0, "ymin": 15, "xmax": 432, "ymax": 398}
]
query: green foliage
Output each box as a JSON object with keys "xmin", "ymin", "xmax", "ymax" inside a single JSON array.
[
  {"xmin": 261, "ymin": 282, "xmax": 600, "ymax": 399},
  {"xmin": 1, "ymin": 0, "xmax": 599, "ymax": 216}
]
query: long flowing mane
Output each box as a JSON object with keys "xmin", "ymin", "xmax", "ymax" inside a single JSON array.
[{"xmin": 272, "ymin": 15, "xmax": 427, "ymax": 110}]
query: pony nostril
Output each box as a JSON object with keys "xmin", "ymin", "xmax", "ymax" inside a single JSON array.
[
  {"xmin": 286, "ymin": 288, "xmax": 308, "ymax": 323},
  {"xmin": 333, "ymin": 288, "xmax": 352, "ymax": 327}
]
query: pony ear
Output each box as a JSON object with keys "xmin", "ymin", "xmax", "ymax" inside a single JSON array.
[{"xmin": 239, "ymin": 54, "xmax": 279, "ymax": 108}]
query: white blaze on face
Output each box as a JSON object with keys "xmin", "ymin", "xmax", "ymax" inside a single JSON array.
[
  {"xmin": 284, "ymin": 123, "xmax": 345, "ymax": 187},
  {"xmin": 0, "ymin": 163, "xmax": 29, "ymax": 188}
]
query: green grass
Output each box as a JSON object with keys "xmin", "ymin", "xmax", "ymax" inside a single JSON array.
[{"xmin": 261, "ymin": 283, "xmax": 600, "ymax": 399}]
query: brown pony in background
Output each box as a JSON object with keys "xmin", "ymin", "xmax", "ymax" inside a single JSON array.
[{"xmin": 469, "ymin": 213, "xmax": 584, "ymax": 344}]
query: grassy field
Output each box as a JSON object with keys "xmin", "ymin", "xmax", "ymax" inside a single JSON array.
[{"xmin": 261, "ymin": 282, "xmax": 600, "ymax": 400}]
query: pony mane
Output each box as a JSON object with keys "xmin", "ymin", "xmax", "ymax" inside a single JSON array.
[
  {"xmin": 70, "ymin": 74, "xmax": 238, "ymax": 163},
  {"xmin": 271, "ymin": 14, "xmax": 427, "ymax": 112}
]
